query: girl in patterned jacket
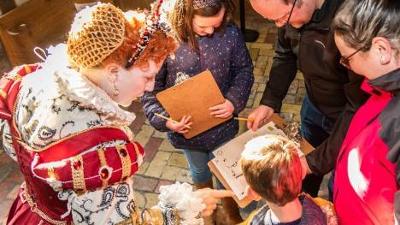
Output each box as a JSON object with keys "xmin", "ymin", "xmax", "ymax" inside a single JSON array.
[{"xmin": 141, "ymin": 0, "xmax": 254, "ymax": 223}]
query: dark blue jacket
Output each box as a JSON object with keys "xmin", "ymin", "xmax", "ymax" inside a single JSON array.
[{"xmin": 141, "ymin": 23, "xmax": 254, "ymax": 150}]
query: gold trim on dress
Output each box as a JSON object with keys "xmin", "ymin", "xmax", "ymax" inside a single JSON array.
[
  {"xmin": 0, "ymin": 89, "xmax": 7, "ymax": 99},
  {"xmin": 71, "ymin": 155, "xmax": 86, "ymax": 193},
  {"xmin": 98, "ymin": 147, "xmax": 110, "ymax": 187},
  {"xmin": 116, "ymin": 207, "xmax": 179, "ymax": 225},
  {"xmin": 116, "ymin": 144, "xmax": 131, "ymax": 181},
  {"xmin": 47, "ymin": 167, "xmax": 59, "ymax": 181},
  {"xmin": 24, "ymin": 65, "xmax": 32, "ymax": 74},
  {"xmin": 20, "ymin": 183, "xmax": 67, "ymax": 225},
  {"xmin": 23, "ymin": 126, "xmax": 128, "ymax": 153}
]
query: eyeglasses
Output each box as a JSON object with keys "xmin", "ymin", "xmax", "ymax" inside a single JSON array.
[
  {"xmin": 339, "ymin": 47, "xmax": 363, "ymax": 69},
  {"xmin": 270, "ymin": 0, "xmax": 297, "ymax": 26}
]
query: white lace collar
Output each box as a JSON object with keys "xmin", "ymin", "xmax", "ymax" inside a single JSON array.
[
  {"xmin": 44, "ymin": 44, "xmax": 136, "ymax": 126},
  {"xmin": 55, "ymin": 68, "xmax": 136, "ymax": 126}
]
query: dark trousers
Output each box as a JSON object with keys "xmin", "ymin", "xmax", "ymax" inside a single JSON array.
[{"xmin": 300, "ymin": 96, "xmax": 335, "ymax": 199}]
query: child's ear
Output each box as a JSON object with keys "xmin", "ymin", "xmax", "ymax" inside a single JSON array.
[{"xmin": 246, "ymin": 185, "xmax": 262, "ymax": 201}]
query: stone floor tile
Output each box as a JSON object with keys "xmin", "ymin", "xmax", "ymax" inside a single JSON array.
[
  {"xmin": 175, "ymin": 169, "xmax": 193, "ymax": 184},
  {"xmin": 265, "ymin": 33, "xmax": 276, "ymax": 44},
  {"xmin": 249, "ymin": 48, "xmax": 260, "ymax": 62},
  {"xmin": 252, "ymin": 93, "xmax": 264, "ymax": 108},
  {"xmin": 135, "ymin": 125, "xmax": 155, "ymax": 146},
  {"xmin": 152, "ymin": 151, "xmax": 172, "ymax": 163},
  {"xmin": 296, "ymin": 95, "xmax": 305, "ymax": 105},
  {"xmin": 152, "ymin": 130, "xmax": 167, "ymax": 139},
  {"xmin": 254, "ymin": 75, "xmax": 267, "ymax": 83},
  {"xmin": 143, "ymin": 137, "xmax": 163, "ymax": 162},
  {"xmin": 144, "ymin": 192, "xmax": 159, "ymax": 209},
  {"xmin": 158, "ymin": 139, "xmax": 177, "ymax": 152},
  {"xmin": 283, "ymin": 94, "xmax": 296, "ymax": 104},
  {"xmin": 145, "ymin": 163, "xmax": 167, "ymax": 178},
  {"xmin": 253, "ymin": 67, "xmax": 264, "ymax": 77},
  {"xmin": 136, "ymin": 161, "xmax": 150, "ymax": 175},
  {"xmin": 144, "ymin": 152, "xmax": 171, "ymax": 178},
  {"xmin": 160, "ymin": 166, "xmax": 183, "ymax": 180},
  {"xmin": 255, "ymin": 55, "xmax": 269, "ymax": 69},
  {"xmin": 168, "ymin": 152, "xmax": 188, "ymax": 169},
  {"xmin": 264, "ymin": 57, "xmax": 273, "ymax": 76},
  {"xmin": 257, "ymin": 84, "xmax": 266, "ymax": 92},
  {"xmin": 281, "ymin": 104, "xmax": 301, "ymax": 115},
  {"xmin": 296, "ymin": 72, "xmax": 305, "ymax": 80},
  {"xmin": 6, "ymin": 185, "xmax": 20, "ymax": 200},
  {"xmin": 155, "ymin": 179, "xmax": 175, "ymax": 194},
  {"xmin": 134, "ymin": 191, "xmax": 146, "ymax": 209},
  {"xmin": 132, "ymin": 175, "xmax": 158, "ymax": 192},
  {"xmin": 0, "ymin": 200, "xmax": 13, "ymax": 224}
]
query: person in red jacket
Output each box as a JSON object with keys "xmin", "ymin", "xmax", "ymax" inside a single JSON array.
[{"xmin": 301, "ymin": 0, "xmax": 400, "ymax": 224}]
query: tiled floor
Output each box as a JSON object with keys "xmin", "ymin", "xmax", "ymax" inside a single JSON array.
[{"xmin": 0, "ymin": 2, "xmax": 330, "ymax": 224}]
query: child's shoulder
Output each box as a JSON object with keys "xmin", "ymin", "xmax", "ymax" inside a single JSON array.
[
  {"xmin": 223, "ymin": 22, "xmax": 241, "ymax": 36},
  {"xmin": 301, "ymin": 194, "xmax": 338, "ymax": 225},
  {"xmin": 239, "ymin": 205, "xmax": 268, "ymax": 225}
]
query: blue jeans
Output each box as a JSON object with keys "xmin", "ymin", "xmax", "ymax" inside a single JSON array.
[
  {"xmin": 183, "ymin": 149, "xmax": 216, "ymax": 184},
  {"xmin": 300, "ymin": 95, "xmax": 335, "ymax": 199}
]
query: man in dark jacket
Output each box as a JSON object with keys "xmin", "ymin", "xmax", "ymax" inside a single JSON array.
[{"xmin": 246, "ymin": 0, "xmax": 368, "ymax": 197}]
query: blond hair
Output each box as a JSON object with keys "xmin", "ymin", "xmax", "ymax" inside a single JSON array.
[{"xmin": 240, "ymin": 134, "xmax": 302, "ymax": 206}]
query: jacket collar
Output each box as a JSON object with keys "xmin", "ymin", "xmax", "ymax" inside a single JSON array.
[
  {"xmin": 309, "ymin": 0, "xmax": 342, "ymax": 24},
  {"xmin": 285, "ymin": 0, "xmax": 342, "ymax": 37},
  {"xmin": 365, "ymin": 68, "xmax": 400, "ymax": 95}
]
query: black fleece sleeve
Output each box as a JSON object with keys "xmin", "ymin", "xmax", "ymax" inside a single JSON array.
[
  {"xmin": 306, "ymin": 72, "xmax": 368, "ymax": 175},
  {"xmin": 260, "ymin": 27, "xmax": 298, "ymax": 112}
]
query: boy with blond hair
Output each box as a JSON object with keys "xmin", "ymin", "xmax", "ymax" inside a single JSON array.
[{"xmin": 239, "ymin": 134, "xmax": 336, "ymax": 225}]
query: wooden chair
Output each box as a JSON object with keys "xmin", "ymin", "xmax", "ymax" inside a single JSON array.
[{"xmin": 0, "ymin": 0, "xmax": 75, "ymax": 66}]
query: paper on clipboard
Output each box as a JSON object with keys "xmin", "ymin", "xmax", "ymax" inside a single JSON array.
[{"xmin": 208, "ymin": 114, "xmax": 314, "ymax": 207}]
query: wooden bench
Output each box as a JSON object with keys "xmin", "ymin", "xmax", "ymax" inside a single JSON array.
[{"xmin": 0, "ymin": 0, "xmax": 151, "ymax": 66}]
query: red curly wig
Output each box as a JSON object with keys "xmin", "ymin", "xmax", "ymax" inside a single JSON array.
[{"xmin": 102, "ymin": 11, "xmax": 177, "ymax": 69}]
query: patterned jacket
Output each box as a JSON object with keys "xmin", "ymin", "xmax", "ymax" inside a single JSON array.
[
  {"xmin": 141, "ymin": 23, "xmax": 254, "ymax": 151},
  {"xmin": 240, "ymin": 195, "xmax": 333, "ymax": 225}
]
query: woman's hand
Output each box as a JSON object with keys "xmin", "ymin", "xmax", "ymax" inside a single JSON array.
[
  {"xmin": 166, "ymin": 115, "xmax": 192, "ymax": 134},
  {"xmin": 209, "ymin": 99, "xmax": 235, "ymax": 119},
  {"xmin": 195, "ymin": 189, "xmax": 234, "ymax": 217}
]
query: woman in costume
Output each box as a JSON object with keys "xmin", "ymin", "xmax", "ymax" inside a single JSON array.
[{"xmin": 0, "ymin": 2, "xmax": 231, "ymax": 225}]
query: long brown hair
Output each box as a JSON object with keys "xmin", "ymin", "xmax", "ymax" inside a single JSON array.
[{"xmin": 169, "ymin": 0, "xmax": 235, "ymax": 50}]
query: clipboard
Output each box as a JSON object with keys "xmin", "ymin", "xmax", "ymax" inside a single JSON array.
[
  {"xmin": 156, "ymin": 70, "xmax": 231, "ymax": 139},
  {"xmin": 208, "ymin": 114, "xmax": 314, "ymax": 207}
]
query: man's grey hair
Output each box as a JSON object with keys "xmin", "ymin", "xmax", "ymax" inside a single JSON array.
[{"xmin": 332, "ymin": 0, "xmax": 400, "ymax": 53}]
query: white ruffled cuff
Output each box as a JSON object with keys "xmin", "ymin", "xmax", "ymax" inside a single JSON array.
[{"xmin": 157, "ymin": 182, "xmax": 205, "ymax": 225}]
